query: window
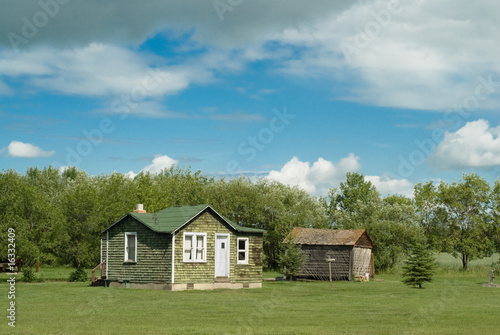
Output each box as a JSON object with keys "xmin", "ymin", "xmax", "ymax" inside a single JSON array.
[
  {"xmin": 183, "ymin": 233, "xmax": 207, "ymax": 262},
  {"xmin": 237, "ymin": 238, "xmax": 249, "ymax": 264},
  {"xmin": 124, "ymin": 232, "xmax": 137, "ymax": 262}
]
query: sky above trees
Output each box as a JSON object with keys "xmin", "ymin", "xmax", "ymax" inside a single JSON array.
[{"xmin": 1, "ymin": 0, "xmax": 499, "ymax": 197}]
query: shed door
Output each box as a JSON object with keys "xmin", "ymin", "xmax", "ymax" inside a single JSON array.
[
  {"xmin": 215, "ymin": 234, "xmax": 230, "ymax": 277},
  {"xmin": 353, "ymin": 247, "xmax": 371, "ymax": 277}
]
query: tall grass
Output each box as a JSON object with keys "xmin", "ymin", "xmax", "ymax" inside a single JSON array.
[
  {"xmin": 377, "ymin": 253, "xmax": 499, "ymax": 277},
  {"xmin": 433, "ymin": 252, "xmax": 499, "ymax": 276}
]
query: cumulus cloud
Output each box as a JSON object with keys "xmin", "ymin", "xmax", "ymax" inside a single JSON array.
[
  {"xmin": 365, "ymin": 175, "xmax": 414, "ymax": 197},
  {"xmin": 428, "ymin": 119, "xmax": 500, "ymax": 170},
  {"xmin": 125, "ymin": 154, "xmax": 179, "ymax": 178},
  {"xmin": 6, "ymin": 140, "xmax": 54, "ymax": 158},
  {"xmin": 275, "ymin": 0, "xmax": 500, "ymax": 110},
  {"xmin": 266, "ymin": 154, "xmax": 361, "ymax": 195}
]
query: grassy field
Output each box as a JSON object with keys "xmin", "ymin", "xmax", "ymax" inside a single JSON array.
[
  {"xmin": 0, "ymin": 255, "xmax": 498, "ymax": 334},
  {"xmin": 1, "ymin": 271, "xmax": 499, "ymax": 334},
  {"xmin": 434, "ymin": 253, "xmax": 499, "ymax": 270}
]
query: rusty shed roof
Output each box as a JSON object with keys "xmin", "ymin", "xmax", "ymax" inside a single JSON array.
[{"xmin": 284, "ymin": 227, "xmax": 373, "ymax": 247}]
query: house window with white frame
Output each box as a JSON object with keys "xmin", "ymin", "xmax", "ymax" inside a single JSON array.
[
  {"xmin": 183, "ymin": 233, "xmax": 207, "ymax": 262},
  {"xmin": 124, "ymin": 232, "xmax": 137, "ymax": 262},
  {"xmin": 237, "ymin": 237, "xmax": 249, "ymax": 264}
]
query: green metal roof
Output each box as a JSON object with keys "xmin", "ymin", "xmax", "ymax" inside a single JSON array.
[{"xmin": 103, "ymin": 204, "xmax": 266, "ymax": 234}]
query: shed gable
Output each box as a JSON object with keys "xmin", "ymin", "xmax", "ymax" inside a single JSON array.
[{"xmin": 285, "ymin": 227, "xmax": 373, "ymax": 247}]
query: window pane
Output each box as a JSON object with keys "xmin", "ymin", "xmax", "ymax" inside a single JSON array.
[
  {"xmin": 197, "ymin": 235, "xmax": 204, "ymax": 248},
  {"xmin": 238, "ymin": 239, "xmax": 246, "ymax": 250},
  {"xmin": 127, "ymin": 235, "xmax": 135, "ymax": 248},
  {"xmin": 238, "ymin": 251, "xmax": 245, "ymax": 261},
  {"xmin": 127, "ymin": 235, "xmax": 136, "ymax": 261},
  {"xmin": 196, "ymin": 235, "xmax": 204, "ymax": 260},
  {"xmin": 129, "ymin": 247, "xmax": 136, "ymax": 261},
  {"xmin": 184, "ymin": 235, "xmax": 192, "ymax": 260}
]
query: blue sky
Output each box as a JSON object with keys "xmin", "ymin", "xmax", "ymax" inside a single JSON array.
[{"xmin": 1, "ymin": 0, "xmax": 499, "ymax": 197}]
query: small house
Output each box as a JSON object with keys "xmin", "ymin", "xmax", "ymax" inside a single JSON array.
[
  {"xmin": 98, "ymin": 204, "xmax": 265, "ymax": 290},
  {"xmin": 284, "ymin": 227, "xmax": 374, "ymax": 281}
]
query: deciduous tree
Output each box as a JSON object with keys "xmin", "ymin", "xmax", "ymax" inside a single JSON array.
[{"xmin": 437, "ymin": 173, "xmax": 494, "ymax": 271}]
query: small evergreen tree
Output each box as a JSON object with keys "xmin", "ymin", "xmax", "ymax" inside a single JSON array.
[
  {"xmin": 402, "ymin": 240, "xmax": 436, "ymax": 289},
  {"xmin": 279, "ymin": 242, "xmax": 307, "ymax": 283}
]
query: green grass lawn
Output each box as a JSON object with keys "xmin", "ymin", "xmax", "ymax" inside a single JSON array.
[{"xmin": 1, "ymin": 271, "xmax": 499, "ymax": 335}]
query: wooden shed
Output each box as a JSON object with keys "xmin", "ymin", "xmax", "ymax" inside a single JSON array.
[
  {"xmin": 284, "ymin": 227, "xmax": 374, "ymax": 281},
  {"xmin": 96, "ymin": 204, "xmax": 265, "ymax": 291}
]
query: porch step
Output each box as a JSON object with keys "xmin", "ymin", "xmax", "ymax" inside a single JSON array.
[{"xmin": 91, "ymin": 277, "xmax": 106, "ymax": 287}]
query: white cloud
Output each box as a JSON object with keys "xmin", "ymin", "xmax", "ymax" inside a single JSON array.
[
  {"xmin": 100, "ymin": 100, "xmax": 186, "ymax": 119},
  {"xmin": 6, "ymin": 140, "xmax": 55, "ymax": 158},
  {"xmin": 267, "ymin": 155, "xmax": 415, "ymax": 197},
  {"xmin": 428, "ymin": 119, "xmax": 500, "ymax": 170},
  {"xmin": 126, "ymin": 154, "xmax": 179, "ymax": 178},
  {"xmin": 1, "ymin": 0, "xmax": 498, "ymax": 112},
  {"xmin": 124, "ymin": 171, "xmax": 138, "ymax": 179},
  {"xmin": 365, "ymin": 175, "xmax": 414, "ymax": 197},
  {"xmin": 0, "ymin": 44, "xmax": 212, "ymax": 97},
  {"xmin": 275, "ymin": 0, "xmax": 500, "ymax": 110},
  {"xmin": 266, "ymin": 154, "xmax": 361, "ymax": 195},
  {"xmin": 58, "ymin": 166, "xmax": 71, "ymax": 174}
]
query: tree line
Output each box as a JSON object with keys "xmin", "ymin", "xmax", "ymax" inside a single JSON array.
[{"xmin": 0, "ymin": 166, "xmax": 498, "ymax": 275}]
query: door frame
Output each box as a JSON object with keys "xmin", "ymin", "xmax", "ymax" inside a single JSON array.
[{"xmin": 214, "ymin": 233, "xmax": 230, "ymax": 278}]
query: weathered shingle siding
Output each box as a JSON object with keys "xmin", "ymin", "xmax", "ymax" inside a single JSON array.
[
  {"xmin": 107, "ymin": 216, "xmax": 172, "ymax": 283},
  {"xmin": 353, "ymin": 246, "xmax": 371, "ymax": 276},
  {"xmin": 174, "ymin": 211, "xmax": 262, "ymax": 284},
  {"xmin": 234, "ymin": 233, "xmax": 263, "ymax": 282},
  {"xmin": 355, "ymin": 232, "xmax": 373, "ymax": 248},
  {"xmin": 299, "ymin": 245, "xmax": 352, "ymax": 281}
]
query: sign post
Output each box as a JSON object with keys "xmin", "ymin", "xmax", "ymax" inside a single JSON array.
[{"xmin": 326, "ymin": 258, "xmax": 335, "ymax": 288}]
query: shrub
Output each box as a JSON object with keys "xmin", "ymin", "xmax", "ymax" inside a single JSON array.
[
  {"xmin": 279, "ymin": 242, "xmax": 307, "ymax": 283},
  {"xmin": 68, "ymin": 268, "xmax": 88, "ymax": 282},
  {"xmin": 22, "ymin": 268, "xmax": 36, "ymax": 282}
]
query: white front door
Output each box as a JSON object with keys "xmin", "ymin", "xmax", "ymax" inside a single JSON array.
[{"xmin": 215, "ymin": 234, "xmax": 229, "ymax": 277}]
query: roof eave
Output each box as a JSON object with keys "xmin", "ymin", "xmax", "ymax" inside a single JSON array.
[
  {"xmin": 172, "ymin": 205, "xmax": 211, "ymax": 234},
  {"xmin": 172, "ymin": 205, "xmax": 265, "ymax": 234},
  {"xmin": 101, "ymin": 213, "xmax": 162, "ymax": 234}
]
